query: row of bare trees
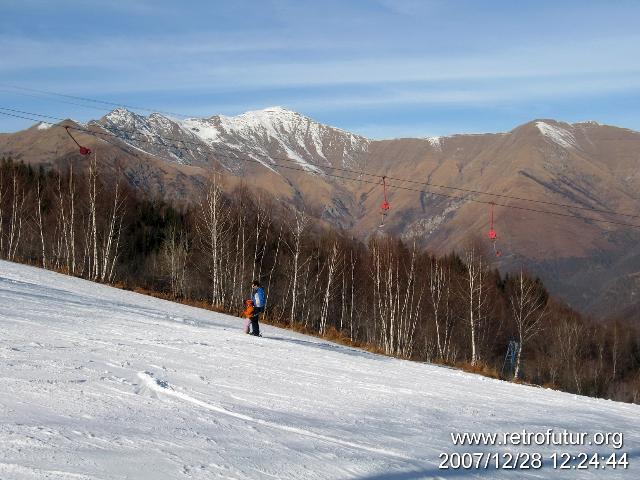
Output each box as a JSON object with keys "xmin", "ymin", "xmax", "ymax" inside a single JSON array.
[
  {"xmin": 1, "ymin": 156, "xmax": 639, "ymax": 403},
  {"xmin": 1, "ymin": 158, "xmax": 124, "ymax": 282}
]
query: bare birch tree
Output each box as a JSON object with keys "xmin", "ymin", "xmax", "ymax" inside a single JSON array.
[
  {"xmin": 429, "ymin": 258, "xmax": 450, "ymax": 360},
  {"xmin": 265, "ymin": 224, "xmax": 284, "ymax": 311},
  {"xmin": 251, "ymin": 196, "xmax": 270, "ymax": 284},
  {"xmin": 319, "ymin": 242, "xmax": 339, "ymax": 334},
  {"xmin": 0, "ymin": 169, "xmax": 5, "ymax": 256},
  {"xmin": 197, "ymin": 175, "xmax": 230, "ymax": 307},
  {"xmin": 509, "ymin": 269, "xmax": 547, "ymax": 380},
  {"xmin": 35, "ymin": 178, "xmax": 47, "ymax": 268},
  {"xmin": 464, "ymin": 246, "xmax": 481, "ymax": 365},
  {"xmin": 163, "ymin": 225, "xmax": 189, "ymax": 299},
  {"xmin": 349, "ymin": 248, "xmax": 356, "ymax": 341},
  {"xmin": 87, "ymin": 155, "xmax": 99, "ymax": 280},
  {"xmin": 99, "ymin": 178, "xmax": 125, "ymax": 283},
  {"xmin": 68, "ymin": 165, "xmax": 76, "ymax": 275},
  {"xmin": 7, "ymin": 169, "xmax": 25, "ymax": 261},
  {"xmin": 289, "ymin": 210, "xmax": 308, "ymax": 323},
  {"xmin": 372, "ymin": 240, "xmax": 422, "ymax": 357}
]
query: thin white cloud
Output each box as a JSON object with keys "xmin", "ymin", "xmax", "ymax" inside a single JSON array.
[
  {"xmin": 19, "ymin": 66, "xmax": 637, "ymax": 114},
  {"xmin": 2, "ymin": 21, "xmax": 639, "ymax": 131},
  {"xmin": 2, "ymin": 30, "xmax": 638, "ymax": 85},
  {"xmin": 0, "ymin": 34, "xmax": 295, "ymax": 71},
  {"xmin": 282, "ymin": 75, "xmax": 640, "ymax": 111},
  {"xmin": 192, "ymin": 36, "xmax": 640, "ymax": 89}
]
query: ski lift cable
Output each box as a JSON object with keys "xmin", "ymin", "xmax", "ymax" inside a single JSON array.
[
  {"xmin": 379, "ymin": 176, "xmax": 391, "ymax": 228},
  {"xmin": 67, "ymin": 123, "xmax": 640, "ymax": 224},
  {"xmin": 0, "ymin": 87, "xmax": 115, "ymax": 114},
  {"xmin": 2, "ymin": 88, "xmax": 639, "ymax": 223},
  {"xmin": 3, "ymin": 108, "xmax": 640, "ymax": 230},
  {"xmin": 2, "ymin": 105, "xmax": 639, "ymax": 222},
  {"xmin": 1, "ymin": 84, "xmax": 638, "ymax": 221},
  {"xmin": 3, "ymin": 108, "xmax": 640, "ymax": 231},
  {"xmin": 63, "ymin": 126, "xmax": 92, "ymax": 155},
  {"xmin": 362, "ymin": 177, "xmax": 383, "ymax": 198},
  {"xmin": 488, "ymin": 202, "xmax": 501, "ymax": 257},
  {"xmin": 2, "ymin": 104, "xmax": 638, "ymax": 223},
  {"xmin": 0, "ymin": 84, "xmax": 189, "ymax": 119},
  {"xmin": 0, "ymin": 108, "xmax": 93, "ymax": 155},
  {"xmin": 67, "ymin": 131, "xmax": 640, "ymax": 229}
]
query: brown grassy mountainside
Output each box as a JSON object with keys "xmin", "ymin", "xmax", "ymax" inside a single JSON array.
[{"xmin": 2, "ymin": 109, "xmax": 640, "ymax": 320}]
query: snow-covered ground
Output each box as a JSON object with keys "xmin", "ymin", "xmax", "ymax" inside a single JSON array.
[{"xmin": 1, "ymin": 260, "xmax": 638, "ymax": 479}]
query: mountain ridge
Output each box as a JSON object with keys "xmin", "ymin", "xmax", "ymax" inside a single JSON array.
[{"xmin": 2, "ymin": 108, "xmax": 640, "ymax": 320}]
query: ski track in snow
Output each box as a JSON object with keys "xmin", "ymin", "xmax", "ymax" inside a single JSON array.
[
  {"xmin": 0, "ymin": 260, "xmax": 639, "ymax": 479},
  {"xmin": 137, "ymin": 372, "xmax": 411, "ymax": 460}
]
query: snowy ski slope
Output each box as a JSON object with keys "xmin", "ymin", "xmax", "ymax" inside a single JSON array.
[{"xmin": 0, "ymin": 260, "xmax": 638, "ymax": 479}]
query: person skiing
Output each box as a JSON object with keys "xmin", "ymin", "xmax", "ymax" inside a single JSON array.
[
  {"xmin": 250, "ymin": 280, "xmax": 265, "ymax": 337},
  {"xmin": 242, "ymin": 299, "xmax": 254, "ymax": 334}
]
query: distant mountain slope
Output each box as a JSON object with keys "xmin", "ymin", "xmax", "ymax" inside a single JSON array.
[
  {"xmin": 97, "ymin": 106, "xmax": 369, "ymax": 172},
  {"xmin": 1, "ymin": 260, "xmax": 639, "ymax": 479},
  {"xmin": 2, "ymin": 110, "xmax": 640, "ymax": 319},
  {"xmin": 179, "ymin": 106, "xmax": 369, "ymax": 170}
]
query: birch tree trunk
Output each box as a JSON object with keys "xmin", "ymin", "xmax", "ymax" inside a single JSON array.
[
  {"xmin": 289, "ymin": 211, "xmax": 308, "ymax": 323},
  {"xmin": 100, "ymin": 178, "xmax": 123, "ymax": 283},
  {"xmin": 429, "ymin": 258, "xmax": 447, "ymax": 359},
  {"xmin": 88, "ymin": 154, "xmax": 99, "ymax": 280},
  {"xmin": 510, "ymin": 269, "xmax": 547, "ymax": 380},
  {"xmin": 350, "ymin": 249, "xmax": 355, "ymax": 341},
  {"xmin": 464, "ymin": 246, "xmax": 482, "ymax": 366},
  {"xmin": 265, "ymin": 224, "xmax": 283, "ymax": 312},
  {"xmin": 0, "ymin": 169, "xmax": 4, "ymax": 257},
  {"xmin": 68, "ymin": 165, "xmax": 76, "ymax": 275},
  {"xmin": 319, "ymin": 242, "xmax": 339, "ymax": 334},
  {"xmin": 8, "ymin": 171, "xmax": 25, "ymax": 262},
  {"xmin": 198, "ymin": 177, "xmax": 229, "ymax": 307},
  {"xmin": 36, "ymin": 179, "xmax": 47, "ymax": 268}
]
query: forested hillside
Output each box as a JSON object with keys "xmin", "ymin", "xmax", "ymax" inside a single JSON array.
[
  {"xmin": 4, "ymin": 113, "xmax": 640, "ymax": 320},
  {"xmin": 1, "ymin": 157, "xmax": 639, "ymax": 403}
]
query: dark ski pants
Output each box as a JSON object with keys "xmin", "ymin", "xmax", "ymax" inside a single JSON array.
[{"xmin": 251, "ymin": 308, "xmax": 262, "ymax": 336}]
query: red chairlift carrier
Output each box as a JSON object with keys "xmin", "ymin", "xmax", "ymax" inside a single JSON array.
[
  {"xmin": 64, "ymin": 126, "xmax": 92, "ymax": 156},
  {"xmin": 379, "ymin": 176, "xmax": 391, "ymax": 228},
  {"xmin": 488, "ymin": 202, "xmax": 501, "ymax": 257}
]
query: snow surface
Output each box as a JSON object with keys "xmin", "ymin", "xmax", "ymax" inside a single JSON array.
[
  {"xmin": 36, "ymin": 122, "xmax": 52, "ymax": 130},
  {"xmin": 181, "ymin": 107, "xmax": 331, "ymax": 173},
  {"xmin": 1, "ymin": 260, "xmax": 639, "ymax": 479},
  {"xmin": 574, "ymin": 120, "xmax": 601, "ymax": 126},
  {"xmin": 536, "ymin": 121, "xmax": 578, "ymax": 149},
  {"xmin": 425, "ymin": 136, "xmax": 442, "ymax": 150}
]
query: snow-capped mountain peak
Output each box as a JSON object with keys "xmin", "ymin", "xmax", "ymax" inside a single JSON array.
[
  {"xmin": 250, "ymin": 105, "xmax": 296, "ymax": 115},
  {"xmin": 96, "ymin": 106, "xmax": 369, "ymax": 173},
  {"xmin": 214, "ymin": 106, "xmax": 311, "ymax": 137},
  {"xmin": 103, "ymin": 107, "xmax": 146, "ymax": 126}
]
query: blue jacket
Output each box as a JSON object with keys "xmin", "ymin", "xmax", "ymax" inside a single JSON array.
[{"xmin": 253, "ymin": 287, "xmax": 266, "ymax": 309}]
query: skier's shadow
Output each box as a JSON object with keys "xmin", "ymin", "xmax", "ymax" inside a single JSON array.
[
  {"xmin": 350, "ymin": 466, "xmax": 477, "ymax": 479},
  {"xmin": 267, "ymin": 336, "xmax": 388, "ymax": 361}
]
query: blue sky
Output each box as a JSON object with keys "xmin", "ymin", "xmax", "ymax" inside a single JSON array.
[{"xmin": 1, "ymin": 0, "xmax": 639, "ymax": 138}]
